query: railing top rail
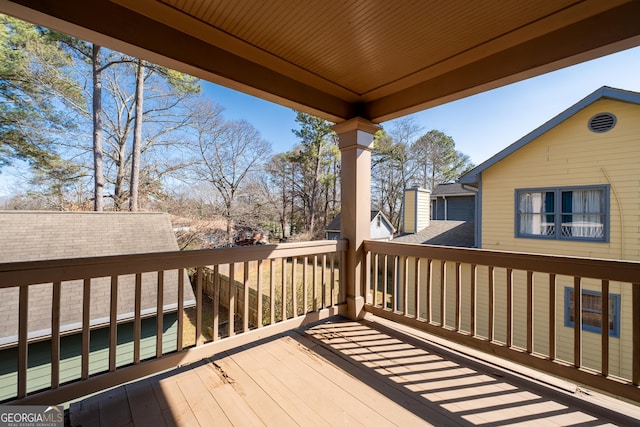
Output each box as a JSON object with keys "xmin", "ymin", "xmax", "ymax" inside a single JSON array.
[
  {"xmin": 0, "ymin": 239, "xmax": 347, "ymax": 288},
  {"xmin": 365, "ymin": 240, "xmax": 640, "ymax": 283}
]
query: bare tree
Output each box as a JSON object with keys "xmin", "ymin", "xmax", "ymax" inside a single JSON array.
[
  {"xmin": 189, "ymin": 101, "xmax": 271, "ymax": 244},
  {"xmin": 129, "ymin": 58, "xmax": 144, "ymax": 211},
  {"xmin": 264, "ymin": 153, "xmax": 293, "ymax": 240},
  {"xmin": 290, "ymin": 112, "xmax": 337, "ymax": 236},
  {"xmin": 91, "ymin": 44, "xmax": 106, "ymax": 211},
  {"xmin": 371, "ymin": 117, "xmax": 423, "ymax": 230}
]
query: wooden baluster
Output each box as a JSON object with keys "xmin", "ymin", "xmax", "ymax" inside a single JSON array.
[
  {"xmin": 391, "ymin": 255, "xmax": 398, "ymax": 312},
  {"xmin": 312, "ymin": 255, "xmax": 318, "ymax": 311},
  {"xmin": 506, "ymin": 268, "xmax": 513, "ymax": 348},
  {"xmin": 330, "ymin": 253, "xmax": 336, "ymax": 307},
  {"xmin": 548, "ymin": 273, "xmax": 556, "ymax": 361},
  {"xmin": 177, "ymin": 269, "xmax": 184, "ymax": 351},
  {"xmin": 321, "ymin": 254, "xmax": 327, "ymax": 309},
  {"xmin": 402, "ymin": 256, "xmax": 409, "ymax": 316},
  {"xmin": 527, "ymin": 271, "xmax": 533, "ymax": 354},
  {"xmin": 470, "ymin": 264, "xmax": 477, "ymax": 337},
  {"xmin": 156, "ymin": 271, "xmax": 164, "ymax": 358},
  {"xmin": 292, "ymin": 257, "xmax": 298, "ymax": 316},
  {"xmin": 257, "ymin": 260, "xmax": 263, "ymax": 328},
  {"xmin": 81, "ymin": 279, "xmax": 91, "ymax": 379},
  {"xmin": 340, "ymin": 248, "xmax": 346, "ymax": 304},
  {"xmin": 440, "ymin": 261, "xmax": 446, "ymax": 327},
  {"xmin": 270, "ymin": 259, "xmax": 275, "ymax": 324},
  {"xmin": 414, "ymin": 258, "xmax": 421, "ymax": 320},
  {"xmin": 425, "ymin": 259, "xmax": 432, "ymax": 323},
  {"xmin": 372, "ymin": 253, "xmax": 379, "ymax": 307},
  {"xmin": 18, "ymin": 285, "xmax": 28, "ymax": 398},
  {"xmin": 134, "ymin": 273, "xmax": 142, "ymax": 363},
  {"xmin": 488, "ymin": 266, "xmax": 495, "ymax": 343},
  {"xmin": 632, "ymin": 282, "xmax": 640, "ymax": 385},
  {"xmin": 382, "ymin": 254, "xmax": 388, "ymax": 310},
  {"xmin": 302, "ymin": 256, "xmax": 308, "ymax": 313},
  {"xmin": 573, "ymin": 276, "xmax": 582, "ymax": 368},
  {"xmin": 51, "ymin": 281, "xmax": 61, "ymax": 389},
  {"xmin": 455, "ymin": 262, "xmax": 461, "ymax": 332},
  {"xmin": 244, "ymin": 262, "xmax": 249, "ymax": 332},
  {"xmin": 196, "ymin": 267, "xmax": 203, "ymax": 343},
  {"xmin": 601, "ymin": 279, "xmax": 609, "ymax": 377},
  {"xmin": 281, "ymin": 258, "xmax": 287, "ymax": 320},
  {"xmin": 213, "ymin": 265, "xmax": 220, "ymax": 340},
  {"xmin": 109, "ymin": 276, "xmax": 118, "ymax": 372},
  {"xmin": 229, "ymin": 264, "xmax": 235, "ymax": 336}
]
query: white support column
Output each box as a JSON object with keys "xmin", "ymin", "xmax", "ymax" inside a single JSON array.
[{"xmin": 332, "ymin": 117, "xmax": 381, "ymax": 320}]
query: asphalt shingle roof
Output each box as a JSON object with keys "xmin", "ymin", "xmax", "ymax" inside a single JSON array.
[
  {"xmin": 431, "ymin": 183, "xmax": 475, "ymax": 197},
  {"xmin": 0, "ymin": 211, "xmax": 195, "ymax": 344},
  {"xmin": 393, "ymin": 220, "xmax": 475, "ymax": 247}
]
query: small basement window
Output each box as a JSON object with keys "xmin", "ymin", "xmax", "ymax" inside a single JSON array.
[
  {"xmin": 564, "ymin": 287, "xmax": 620, "ymax": 337},
  {"xmin": 588, "ymin": 113, "xmax": 616, "ymax": 133}
]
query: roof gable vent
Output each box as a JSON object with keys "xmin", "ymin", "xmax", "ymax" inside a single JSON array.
[{"xmin": 588, "ymin": 113, "xmax": 616, "ymax": 133}]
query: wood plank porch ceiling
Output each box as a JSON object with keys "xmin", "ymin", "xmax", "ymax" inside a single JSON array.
[{"xmin": 2, "ymin": 0, "xmax": 640, "ymax": 123}]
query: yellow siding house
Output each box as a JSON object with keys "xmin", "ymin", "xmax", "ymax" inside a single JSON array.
[{"xmin": 458, "ymin": 86, "xmax": 640, "ymax": 379}]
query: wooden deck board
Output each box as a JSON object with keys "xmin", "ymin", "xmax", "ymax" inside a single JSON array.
[
  {"xmin": 97, "ymin": 385, "xmax": 133, "ymax": 427},
  {"xmin": 175, "ymin": 369, "xmax": 232, "ymax": 427},
  {"xmin": 68, "ymin": 318, "xmax": 640, "ymax": 427},
  {"xmin": 152, "ymin": 377, "xmax": 199, "ymax": 426},
  {"xmin": 291, "ymin": 331, "xmax": 445, "ymax": 426},
  {"xmin": 68, "ymin": 394, "xmax": 101, "ymax": 427},
  {"xmin": 226, "ymin": 338, "xmax": 366, "ymax": 426},
  {"xmin": 211, "ymin": 356, "xmax": 298, "ymax": 427},
  {"xmin": 207, "ymin": 383, "xmax": 265, "ymax": 426},
  {"xmin": 216, "ymin": 354, "xmax": 327, "ymax": 427},
  {"xmin": 256, "ymin": 337, "xmax": 374, "ymax": 426},
  {"xmin": 125, "ymin": 378, "xmax": 167, "ymax": 427}
]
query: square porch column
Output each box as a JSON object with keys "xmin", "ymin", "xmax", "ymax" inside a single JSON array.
[{"xmin": 332, "ymin": 118, "xmax": 381, "ymax": 320}]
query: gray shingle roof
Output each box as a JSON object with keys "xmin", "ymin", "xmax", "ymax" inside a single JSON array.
[
  {"xmin": 0, "ymin": 212, "xmax": 195, "ymax": 344},
  {"xmin": 431, "ymin": 183, "xmax": 475, "ymax": 197},
  {"xmin": 393, "ymin": 220, "xmax": 475, "ymax": 247}
]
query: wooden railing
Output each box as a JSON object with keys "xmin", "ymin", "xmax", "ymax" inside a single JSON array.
[
  {"xmin": 363, "ymin": 240, "xmax": 640, "ymax": 403},
  {"xmin": 0, "ymin": 240, "xmax": 347, "ymax": 404}
]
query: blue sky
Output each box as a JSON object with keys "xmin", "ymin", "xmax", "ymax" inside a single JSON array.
[
  {"xmin": 204, "ymin": 45, "xmax": 640, "ymax": 165},
  {"xmin": 1, "ymin": 45, "xmax": 639, "ymax": 197}
]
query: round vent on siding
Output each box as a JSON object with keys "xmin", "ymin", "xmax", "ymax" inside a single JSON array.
[{"xmin": 588, "ymin": 113, "xmax": 616, "ymax": 133}]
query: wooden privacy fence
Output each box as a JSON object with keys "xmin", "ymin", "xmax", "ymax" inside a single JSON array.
[
  {"xmin": 363, "ymin": 240, "xmax": 640, "ymax": 403},
  {"xmin": 200, "ymin": 253, "xmax": 344, "ymax": 338}
]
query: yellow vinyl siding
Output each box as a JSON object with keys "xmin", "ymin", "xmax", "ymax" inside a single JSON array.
[
  {"xmin": 403, "ymin": 188, "xmax": 430, "ymax": 234},
  {"xmin": 478, "ymin": 98, "xmax": 640, "ymax": 379},
  {"xmin": 481, "ymin": 99, "xmax": 640, "ymax": 260},
  {"xmin": 416, "ymin": 191, "xmax": 430, "ymax": 231},
  {"xmin": 403, "ymin": 192, "xmax": 417, "ymax": 234}
]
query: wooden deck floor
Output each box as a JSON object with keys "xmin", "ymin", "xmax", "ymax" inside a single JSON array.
[{"xmin": 69, "ymin": 318, "xmax": 640, "ymax": 426}]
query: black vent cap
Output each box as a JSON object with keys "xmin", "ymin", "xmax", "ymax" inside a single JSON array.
[{"xmin": 588, "ymin": 113, "xmax": 616, "ymax": 133}]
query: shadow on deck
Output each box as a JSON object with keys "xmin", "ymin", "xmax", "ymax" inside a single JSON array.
[{"xmin": 69, "ymin": 316, "xmax": 640, "ymax": 426}]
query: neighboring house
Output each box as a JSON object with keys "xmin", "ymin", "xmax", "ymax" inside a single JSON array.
[
  {"xmin": 326, "ymin": 210, "xmax": 395, "ymax": 241},
  {"xmin": 430, "ymin": 183, "xmax": 475, "ymax": 221},
  {"xmin": 0, "ymin": 211, "xmax": 196, "ymax": 398},
  {"xmin": 458, "ymin": 86, "xmax": 640, "ymax": 379},
  {"xmin": 396, "ymin": 187, "xmax": 475, "ymax": 247}
]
